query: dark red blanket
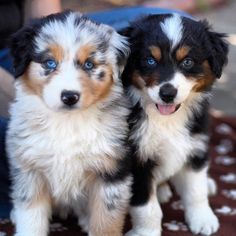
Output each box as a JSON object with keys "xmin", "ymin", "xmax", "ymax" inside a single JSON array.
[{"xmin": 1, "ymin": 115, "xmax": 236, "ymax": 235}]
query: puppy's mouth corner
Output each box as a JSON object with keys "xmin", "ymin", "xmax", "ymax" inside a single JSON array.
[{"xmin": 156, "ymin": 103, "xmax": 181, "ymax": 115}]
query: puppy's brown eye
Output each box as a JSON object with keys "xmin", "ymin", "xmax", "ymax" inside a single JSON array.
[{"xmin": 181, "ymin": 58, "xmax": 194, "ymax": 69}]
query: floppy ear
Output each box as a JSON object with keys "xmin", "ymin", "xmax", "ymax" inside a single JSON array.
[
  {"xmin": 119, "ymin": 25, "xmax": 141, "ymax": 45},
  {"xmin": 118, "ymin": 26, "xmax": 142, "ymax": 87},
  {"xmin": 203, "ymin": 21, "xmax": 229, "ymax": 78},
  {"xmin": 110, "ymin": 31, "xmax": 130, "ymax": 74},
  {"xmin": 10, "ymin": 24, "xmax": 37, "ymax": 78},
  {"xmin": 119, "ymin": 26, "xmax": 135, "ymax": 38}
]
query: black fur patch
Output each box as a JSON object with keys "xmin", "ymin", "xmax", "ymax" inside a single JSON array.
[
  {"xmin": 128, "ymin": 101, "xmax": 146, "ymax": 131},
  {"xmin": 188, "ymin": 99, "xmax": 209, "ymax": 134},
  {"xmin": 130, "ymin": 158, "xmax": 156, "ymax": 206},
  {"xmin": 188, "ymin": 150, "xmax": 209, "ymax": 170},
  {"xmin": 10, "ymin": 25, "xmax": 37, "ymax": 78},
  {"xmin": 201, "ymin": 20, "xmax": 229, "ymax": 78},
  {"xmin": 97, "ymin": 71, "xmax": 105, "ymax": 80},
  {"xmin": 127, "ymin": 102, "xmax": 157, "ymax": 206},
  {"xmin": 188, "ymin": 99, "xmax": 210, "ymax": 171},
  {"xmin": 102, "ymin": 152, "xmax": 132, "ymax": 183}
]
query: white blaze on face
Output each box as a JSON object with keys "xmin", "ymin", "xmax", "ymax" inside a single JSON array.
[
  {"xmin": 169, "ymin": 72, "xmax": 196, "ymax": 103},
  {"xmin": 147, "ymin": 72, "xmax": 196, "ymax": 106},
  {"xmin": 160, "ymin": 14, "xmax": 183, "ymax": 49},
  {"xmin": 43, "ymin": 63, "xmax": 82, "ymax": 111}
]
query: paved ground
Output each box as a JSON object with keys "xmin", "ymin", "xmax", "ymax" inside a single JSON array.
[{"xmin": 0, "ymin": 0, "xmax": 235, "ymax": 117}]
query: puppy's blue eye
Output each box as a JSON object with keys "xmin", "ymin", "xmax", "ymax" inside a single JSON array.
[
  {"xmin": 146, "ymin": 57, "xmax": 157, "ymax": 66},
  {"xmin": 45, "ymin": 59, "xmax": 57, "ymax": 70},
  {"xmin": 181, "ymin": 58, "xmax": 194, "ymax": 69},
  {"xmin": 84, "ymin": 61, "xmax": 94, "ymax": 70}
]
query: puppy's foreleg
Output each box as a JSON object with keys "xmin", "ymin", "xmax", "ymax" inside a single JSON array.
[
  {"xmin": 88, "ymin": 177, "xmax": 132, "ymax": 236},
  {"xmin": 126, "ymin": 173, "xmax": 162, "ymax": 236},
  {"xmin": 11, "ymin": 170, "xmax": 51, "ymax": 236},
  {"xmin": 126, "ymin": 192, "xmax": 162, "ymax": 236},
  {"xmin": 171, "ymin": 166, "xmax": 219, "ymax": 236},
  {"xmin": 72, "ymin": 196, "xmax": 89, "ymax": 233}
]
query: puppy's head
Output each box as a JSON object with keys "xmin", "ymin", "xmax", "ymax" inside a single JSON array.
[
  {"xmin": 11, "ymin": 11, "xmax": 129, "ymax": 111},
  {"xmin": 122, "ymin": 14, "xmax": 228, "ymax": 115}
]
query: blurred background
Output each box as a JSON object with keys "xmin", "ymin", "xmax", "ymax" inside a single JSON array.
[{"xmin": 0, "ymin": 0, "xmax": 235, "ymax": 117}]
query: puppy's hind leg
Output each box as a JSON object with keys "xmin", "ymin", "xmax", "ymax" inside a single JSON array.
[
  {"xmin": 157, "ymin": 182, "xmax": 173, "ymax": 204},
  {"xmin": 207, "ymin": 176, "xmax": 217, "ymax": 196},
  {"xmin": 171, "ymin": 166, "xmax": 219, "ymax": 236},
  {"xmin": 88, "ymin": 177, "xmax": 132, "ymax": 236}
]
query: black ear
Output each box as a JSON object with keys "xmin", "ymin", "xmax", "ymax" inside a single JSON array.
[
  {"xmin": 109, "ymin": 30, "xmax": 130, "ymax": 75},
  {"xmin": 119, "ymin": 26, "xmax": 135, "ymax": 38},
  {"xmin": 203, "ymin": 21, "xmax": 229, "ymax": 78},
  {"xmin": 10, "ymin": 24, "xmax": 37, "ymax": 78},
  {"xmin": 119, "ymin": 25, "xmax": 141, "ymax": 44}
]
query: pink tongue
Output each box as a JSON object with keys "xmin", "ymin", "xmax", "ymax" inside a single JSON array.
[{"xmin": 157, "ymin": 104, "xmax": 176, "ymax": 115}]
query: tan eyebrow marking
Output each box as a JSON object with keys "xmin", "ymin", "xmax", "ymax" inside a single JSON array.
[
  {"xmin": 149, "ymin": 46, "xmax": 162, "ymax": 61},
  {"xmin": 176, "ymin": 46, "xmax": 190, "ymax": 61},
  {"xmin": 48, "ymin": 44, "xmax": 64, "ymax": 62},
  {"xmin": 76, "ymin": 44, "xmax": 96, "ymax": 64}
]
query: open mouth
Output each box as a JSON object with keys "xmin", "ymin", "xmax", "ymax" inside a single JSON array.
[{"xmin": 156, "ymin": 104, "xmax": 181, "ymax": 115}]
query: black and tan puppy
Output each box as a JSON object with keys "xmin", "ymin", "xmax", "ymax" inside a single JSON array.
[{"xmin": 121, "ymin": 14, "xmax": 228, "ymax": 236}]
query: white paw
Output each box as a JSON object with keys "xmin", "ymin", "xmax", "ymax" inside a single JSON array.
[
  {"xmin": 208, "ymin": 177, "xmax": 217, "ymax": 196},
  {"xmin": 185, "ymin": 205, "xmax": 219, "ymax": 235},
  {"xmin": 78, "ymin": 215, "xmax": 89, "ymax": 233},
  {"xmin": 157, "ymin": 183, "xmax": 173, "ymax": 204},
  {"xmin": 125, "ymin": 228, "xmax": 161, "ymax": 236}
]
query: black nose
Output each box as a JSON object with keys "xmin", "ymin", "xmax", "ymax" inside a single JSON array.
[
  {"xmin": 159, "ymin": 83, "xmax": 177, "ymax": 103},
  {"xmin": 61, "ymin": 90, "xmax": 80, "ymax": 106}
]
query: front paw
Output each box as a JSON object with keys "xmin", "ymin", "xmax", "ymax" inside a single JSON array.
[
  {"xmin": 78, "ymin": 216, "xmax": 89, "ymax": 233},
  {"xmin": 125, "ymin": 228, "xmax": 161, "ymax": 236},
  {"xmin": 185, "ymin": 205, "xmax": 219, "ymax": 235}
]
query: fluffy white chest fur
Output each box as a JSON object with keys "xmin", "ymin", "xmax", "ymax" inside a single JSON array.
[
  {"xmin": 7, "ymin": 89, "xmax": 125, "ymax": 204},
  {"xmin": 135, "ymin": 103, "xmax": 207, "ymax": 184}
]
